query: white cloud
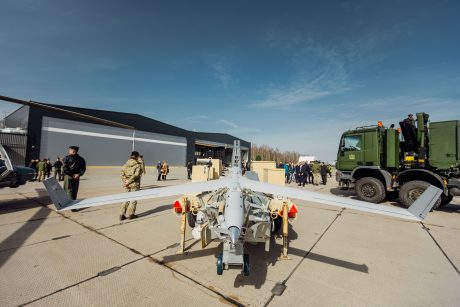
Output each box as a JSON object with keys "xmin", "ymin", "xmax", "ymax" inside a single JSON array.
[
  {"xmin": 250, "ymin": 37, "xmax": 353, "ymax": 109},
  {"xmin": 205, "ymin": 53, "xmax": 235, "ymax": 89},
  {"xmin": 254, "ymin": 26, "xmax": 405, "ymax": 110},
  {"xmin": 219, "ymin": 119, "xmax": 239, "ymax": 129}
]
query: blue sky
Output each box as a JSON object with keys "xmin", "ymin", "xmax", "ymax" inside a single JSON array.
[{"xmin": 1, "ymin": 0, "xmax": 459, "ymax": 161}]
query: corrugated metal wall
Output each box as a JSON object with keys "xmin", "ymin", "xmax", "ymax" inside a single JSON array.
[
  {"xmin": 40, "ymin": 117, "xmax": 187, "ymax": 166},
  {"xmin": 0, "ymin": 133, "xmax": 27, "ymax": 166}
]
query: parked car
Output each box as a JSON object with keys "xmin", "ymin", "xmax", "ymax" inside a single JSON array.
[{"xmin": 0, "ymin": 144, "xmax": 35, "ymax": 188}]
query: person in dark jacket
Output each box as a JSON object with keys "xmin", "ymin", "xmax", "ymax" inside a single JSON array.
[
  {"xmin": 156, "ymin": 161, "xmax": 162, "ymax": 181},
  {"xmin": 295, "ymin": 164, "xmax": 301, "ymax": 183},
  {"xmin": 298, "ymin": 162, "xmax": 308, "ymax": 187},
  {"xmin": 187, "ymin": 161, "xmax": 193, "ymax": 180},
  {"xmin": 63, "ymin": 146, "xmax": 86, "ymax": 205},
  {"xmin": 45, "ymin": 158, "xmax": 52, "ymax": 178},
  {"xmin": 320, "ymin": 162, "xmax": 328, "ymax": 185},
  {"xmin": 29, "ymin": 160, "xmax": 38, "ymax": 181},
  {"xmin": 53, "ymin": 157, "xmax": 63, "ymax": 181}
]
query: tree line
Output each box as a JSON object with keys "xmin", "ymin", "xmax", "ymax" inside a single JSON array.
[{"xmin": 251, "ymin": 144, "xmax": 300, "ymax": 163}]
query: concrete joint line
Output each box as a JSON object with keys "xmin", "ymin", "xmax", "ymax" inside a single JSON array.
[
  {"xmin": 265, "ymin": 208, "xmax": 345, "ymax": 306},
  {"xmin": 421, "ymin": 222, "xmax": 460, "ymax": 276}
]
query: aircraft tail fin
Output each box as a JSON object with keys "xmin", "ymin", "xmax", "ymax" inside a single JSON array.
[
  {"xmin": 408, "ymin": 185, "xmax": 443, "ymax": 220},
  {"xmin": 43, "ymin": 177, "xmax": 75, "ymax": 210},
  {"xmin": 232, "ymin": 140, "xmax": 241, "ymax": 168}
]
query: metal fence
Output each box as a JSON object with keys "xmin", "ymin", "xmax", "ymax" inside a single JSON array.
[{"xmin": 0, "ymin": 133, "xmax": 27, "ymax": 166}]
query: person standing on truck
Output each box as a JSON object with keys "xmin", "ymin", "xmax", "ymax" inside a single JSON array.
[{"xmin": 404, "ymin": 113, "xmax": 416, "ymax": 127}]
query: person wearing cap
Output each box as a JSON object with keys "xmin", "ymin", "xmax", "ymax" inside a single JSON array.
[
  {"xmin": 156, "ymin": 161, "xmax": 162, "ymax": 181},
  {"xmin": 53, "ymin": 157, "xmax": 63, "ymax": 181},
  {"xmin": 63, "ymin": 146, "xmax": 86, "ymax": 205},
  {"xmin": 120, "ymin": 151, "xmax": 142, "ymax": 220},
  {"xmin": 404, "ymin": 113, "xmax": 416, "ymax": 127},
  {"xmin": 187, "ymin": 160, "xmax": 193, "ymax": 180}
]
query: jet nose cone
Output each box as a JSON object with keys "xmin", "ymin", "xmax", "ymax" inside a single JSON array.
[{"xmin": 228, "ymin": 226, "xmax": 240, "ymax": 245}]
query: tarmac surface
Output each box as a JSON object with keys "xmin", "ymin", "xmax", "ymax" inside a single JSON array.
[{"xmin": 1, "ymin": 167, "xmax": 460, "ymax": 306}]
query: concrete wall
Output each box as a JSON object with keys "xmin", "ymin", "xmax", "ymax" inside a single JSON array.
[{"xmin": 40, "ymin": 117, "xmax": 187, "ymax": 166}]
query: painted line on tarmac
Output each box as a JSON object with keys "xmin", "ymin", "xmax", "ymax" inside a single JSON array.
[
  {"xmin": 421, "ymin": 222, "xmax": 460, "ymax": 276},
  {"xmin": 264, "ymin": 208, "xmax": 345, "ymax": 307}
]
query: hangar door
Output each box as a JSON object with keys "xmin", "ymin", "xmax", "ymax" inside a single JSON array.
[{"xmin": 40, "ymin": 117, "xmax": 187, "ymax": 166}]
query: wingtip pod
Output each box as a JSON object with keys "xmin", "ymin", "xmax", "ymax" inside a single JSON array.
[
  {"xmin": 43, "ymin": 177, "xmax": 74, "ymax": 210},
  {"xmin": 407, "ymin": 185, "xmax": 443, "ymax": 221}
]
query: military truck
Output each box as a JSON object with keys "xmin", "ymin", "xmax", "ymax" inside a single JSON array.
[
  {"xmin": 0, "ymin": 144, "xmax": 35, "ymax": 188},
  {"xmin": 336, "ymin": 113, "xmax": 460, "ymax": 209}
]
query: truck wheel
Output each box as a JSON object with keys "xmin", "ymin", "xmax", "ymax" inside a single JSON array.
[
  {"xmin": 187, "ymin": 212, "xmax": 196, "ymax": 228},
  {"xmin": 355, "ymin": 177, "xmax": 386, "ymax": 203},
  {"xmin": 440, "ymin": 195, "xmax": 454, "ymax": 207},
  {"xmin": 399, "ymin": 180, "xmax": 442, "ymax": 209}
]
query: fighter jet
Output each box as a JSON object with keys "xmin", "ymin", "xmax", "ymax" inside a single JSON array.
[{"xmin": 43, "ymin": 140, "xmax": 442, "ymax": 276}]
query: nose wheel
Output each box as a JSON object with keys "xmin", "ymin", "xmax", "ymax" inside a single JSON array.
[
  {"xmin": 216, "ymin": 253, "xmax": 250, "ymax": 276},
  {"xmin": 243, "ymin": 253, "xmax": 250, "ymax": 276}
]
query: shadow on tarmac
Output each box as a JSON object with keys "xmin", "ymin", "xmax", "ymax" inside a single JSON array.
[
  {"xmin": 160, "ymin": 224, "xmax": 367, "ymax": 290},
  {"xmin": 330, "ymin": 187, "xmax": 460, "ymax": 213},
  {"xmin": 438, "ymin": 203, "xmax": 460, "ymax": 214},
  {"xmin": 0, "ymin": 206, "xmax": 51, "ymax": 267},
  {"xmin": 137, "ymin": 204, "xmax": 171, "ymax": 218}
]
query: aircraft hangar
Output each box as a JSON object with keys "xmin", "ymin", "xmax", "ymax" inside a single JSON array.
[{"xmin": 2, "ymin": 104, "xmax": 251, "ymax": 166}]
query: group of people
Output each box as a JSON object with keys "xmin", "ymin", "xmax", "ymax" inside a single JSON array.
[
  {"xmin": 29, "ymin": 157, "xmax": 64, "ymax": 182},
  {"xmin": 281, "ymin": 161, "xmax": 333, "ymax": 186},
  {"xmin": 29, "ymin": 146, "xmax": 87, "ymax": 206},
  {"xmin": 156, "ymin": 160, "xmax": 169, "ymax": 181}
]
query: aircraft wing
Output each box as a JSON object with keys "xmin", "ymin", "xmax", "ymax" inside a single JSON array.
[
  {"xmin": 238, "ymin": 177, "xmax": 441, "ymax": 221},
  {"xmin": 43, "ymin": 177, "xmax": 229, "ymax": 211}
]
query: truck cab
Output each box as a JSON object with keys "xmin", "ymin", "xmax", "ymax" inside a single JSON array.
[{"xmin": 336, "ymin": 114, "xmax": 460, "ymax": 209}]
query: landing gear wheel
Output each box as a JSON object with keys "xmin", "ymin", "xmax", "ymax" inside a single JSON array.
[
  {"xmin": 440, "ymin": 195, "xmax": 454, "ymax": 207},
  {"xmin": 399, "ymin": 180, "xmax": 442, "ymax": 209},
  {"xmin": 187, "ymin": 212, "xmax": 196, "ymax": 228},
  {"xmin": 355, "ymin": 177, "xmax": 386, "ymax": 203},
  {"xmin": 272, "ymin": 217, "xmax": 282, "ymax": 233},
  {"xmin": 217, "ymin": 253, "xmax": 223, "ymax": 275},
  {"xmin": 243, "ymin": 254, "xmax": 250, "ymax": 276}
]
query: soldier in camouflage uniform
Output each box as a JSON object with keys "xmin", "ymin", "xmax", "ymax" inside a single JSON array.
[
  {"xmin": 120, "ymin": 151, "xmax": 142, "ymax": 221},
  {"xmin": 312, "ymin": 161, "xmax": 321, "ymax": 186}
]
